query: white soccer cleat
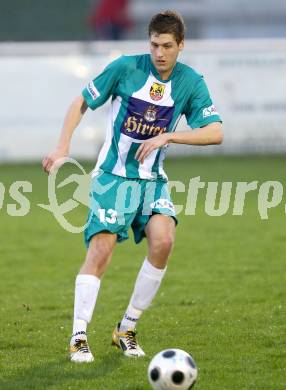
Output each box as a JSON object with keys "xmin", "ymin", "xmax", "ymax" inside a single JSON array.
[
  {"xmin": 69, "ymin": 332, "xmax": 94, "ymax": 363},
  {"xmin": 111, "ymin": 322, "xmax": 145, "ymax": 357}
]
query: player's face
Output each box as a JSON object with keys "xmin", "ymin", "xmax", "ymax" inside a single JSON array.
[{"xmin": 150, "ymin": 33, "xmax": 184, "ymax": 80}]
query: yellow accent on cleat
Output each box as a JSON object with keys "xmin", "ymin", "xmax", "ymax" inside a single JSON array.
[{"xmin": 111, "ymin": 323, "xmax": 145, "ymax": 357}]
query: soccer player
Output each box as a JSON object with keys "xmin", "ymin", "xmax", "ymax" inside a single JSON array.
[{"xmin": 43, "ymin": 10, "xmax": 223, "ymax": 363}]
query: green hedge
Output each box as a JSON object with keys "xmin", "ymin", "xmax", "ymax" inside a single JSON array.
[{"xmin": 0, "ymin": 0, "xmax": 92, "ymax": 41}]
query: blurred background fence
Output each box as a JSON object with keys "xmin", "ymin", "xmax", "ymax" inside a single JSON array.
[{"xmin": 1, "ymin": 1, "xmax": 286, "ymax": 162}]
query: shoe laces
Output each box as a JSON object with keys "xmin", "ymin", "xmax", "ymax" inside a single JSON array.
[
  {"xmin": 125, "ymin": 330, "xmax": 137, "ymax": 349},
  {"xmin": 74, "ymin": 339, "xmax": 89, "ymax": 353}
]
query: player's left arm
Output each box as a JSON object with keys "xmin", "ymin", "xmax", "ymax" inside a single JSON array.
[
  {"xmin": 135, "ymin": 122, "xmax": 222, "ymax": 163},
  {"xmin": 167, "ymin": 122, "xmax": 223, "ymax": 145}
]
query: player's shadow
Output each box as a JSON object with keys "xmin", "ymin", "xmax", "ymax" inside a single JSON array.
[{"xmin": 2, "ymin": 351, "xmax": 128, "ymax": 389}]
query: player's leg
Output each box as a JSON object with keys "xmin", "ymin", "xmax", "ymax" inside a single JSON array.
[
  {"xmin": 145, "ymin": 213, "xmax": 176, "ymax": 268},
  {"xmin": 70, "ymin": 231, "xmax": 117, "ymax": 363},
  {"xmin": 121, "ymin": 214, "xmax": 175, "ymax": 325},
  {"xmin": 71, "ymin": 170, "xmax": 134, "ymax": 362},
  {"xmin": 112, "ymin": 214, "xmax": 176, "ymax": 357},
  {"xmin": 79, "ymin": 231, "xmax": 117, "ymax": 276}
]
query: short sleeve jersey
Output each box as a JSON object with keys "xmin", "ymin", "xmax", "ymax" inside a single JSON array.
[{"xmin": 82, "ymin": 54, "xmax": 221, "ymax": 181}]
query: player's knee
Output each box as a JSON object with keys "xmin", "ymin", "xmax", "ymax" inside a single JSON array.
[
  {"xmin": 92, "ymin": 234, "xmax": 114, "ymax": 253},
  {"xmin": 161, "ymin": 234, "xmax": 175, "ymax": 254},
  {"xmin": 151, "ymin": 234, "xmax": 174, "ymax": 257},
  {"xmin": 86, "ymin": 236, "xmax": 113, "ymax": 269}
]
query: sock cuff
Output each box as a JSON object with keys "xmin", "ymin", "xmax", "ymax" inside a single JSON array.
[
  {"xmin": 143, "ymin": 258, "xmax": 167, "ymax": 280},
  {"xmin": 76, "ymin": 274, "xmax": 101, "ymax": 287},
  {"xmin": 72, "ymin": 330, "xmax": 86, "ymax": 337},
  {"xmin": 127, "ymin": 303, "xmax": 143, "ymax": 317}
]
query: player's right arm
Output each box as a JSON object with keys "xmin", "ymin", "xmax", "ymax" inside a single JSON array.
[
  {"xmin": 42, "ymin": 55, "xmax": 129, "ymax": 174},
  {"xmin": 42, "ymin": 95, "xmax": 88, "ymax": 173}
]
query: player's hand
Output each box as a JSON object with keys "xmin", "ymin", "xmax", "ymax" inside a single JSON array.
[
  {"xmin": 135, "ymin": 133, "xmax": 170, "ymax": 164},
  {"xmin": 42, "ymin": 148, "xmax": 68, "ymax": 174}
]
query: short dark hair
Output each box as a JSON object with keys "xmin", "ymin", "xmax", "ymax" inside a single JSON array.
[{"xmin": 148, "ymin": 10, "xmax": 186, "ymax": 44}]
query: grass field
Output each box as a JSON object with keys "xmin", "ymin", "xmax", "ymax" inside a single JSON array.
[{"xmin": 0, "ymin": 156, "xmax": 285, "ymax": 389}]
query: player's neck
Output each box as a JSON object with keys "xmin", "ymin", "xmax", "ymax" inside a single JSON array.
[
  {"xmin": 156, "ymin": 62, "xmax": 177, "ymax": 81},
  {"xmin": 158, "ymin": 70, "xmax": 172, "ymax": 81}
]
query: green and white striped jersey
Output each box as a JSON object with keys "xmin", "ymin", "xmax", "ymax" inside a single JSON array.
[{"xmin": 82, "ymin": 54, "xmax": 221, "ymax": 181}]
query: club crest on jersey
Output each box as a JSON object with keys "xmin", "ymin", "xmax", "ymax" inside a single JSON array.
[
  {"xmin": 150, "ymin": 82, "xmax": 165, "ymax": 101},
  {"xmin": 144, "ymin": 106, "xmax": 157, "ymax": 122}
]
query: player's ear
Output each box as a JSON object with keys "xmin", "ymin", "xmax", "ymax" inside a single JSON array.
[{"xmin": 178, "ymin": 40, "xmax": 184, "ymax": 51}]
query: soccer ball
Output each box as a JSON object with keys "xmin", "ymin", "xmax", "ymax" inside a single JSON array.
[{"xmin": 147, "ymin": 349, "xmax": 198, "ymax": 390}]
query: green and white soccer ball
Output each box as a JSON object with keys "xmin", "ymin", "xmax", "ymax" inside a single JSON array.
[{"xmin": 148, "ymin": 349, "xmax": 198, "ymax": 390}]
